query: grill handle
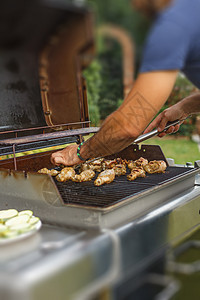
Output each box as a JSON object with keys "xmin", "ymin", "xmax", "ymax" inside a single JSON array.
[{"xmin": 134, "ymin": 118, "xmax": 187, "ymax": 144}]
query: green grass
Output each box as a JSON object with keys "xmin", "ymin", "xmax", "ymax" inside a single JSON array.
[{"xmin": 143, "ymin": 137, "xmax": 200, "ymax": 165}]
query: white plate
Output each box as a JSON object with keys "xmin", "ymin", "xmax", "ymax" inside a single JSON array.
[{"xmin": 0, "ymin": 220, "xmax": 42, "ymax": 245}]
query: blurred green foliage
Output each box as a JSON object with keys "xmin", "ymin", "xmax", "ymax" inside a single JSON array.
[
  {"xmin": 168, "ymin": 74, "xmax": 198, "ymax": 106},
  {"xmin": 83, "ymin": 0, "xmax": 150, "ymax": 125},
  {"xmin": 83, "ymin": 39, "xmax": 124, "ymax": 124},
  {"xmin": 97, "ymin": 40, "xmax": 123, "ymax": 120},
  {"xmin": 83, "ymin": 60, "xmax": 102, "ymax": 125},
  {"xmin": 87, "ymin": 0, "xmax": 151, "ymax": 55}
]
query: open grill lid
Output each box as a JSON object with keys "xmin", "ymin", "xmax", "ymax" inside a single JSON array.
[{"xmin": 0, "ymin": 0, "xmax": 94, "ymax": 140}]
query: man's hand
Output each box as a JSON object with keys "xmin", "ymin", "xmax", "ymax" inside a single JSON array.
[
  {"xmin": 144, "ymin": 103, "xmax": 188, "ymax": 137},
  {"xmin": 51, "ymin": 144, "xmax": 82, "ymax": 166}
]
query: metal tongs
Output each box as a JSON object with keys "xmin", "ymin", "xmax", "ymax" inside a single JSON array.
[
  {"xmin": 134, "ymin": 118, "xmax": 188, "ymax": 144},
  {"xmin": 74, "ymin": 118, "xmax": 188, "ymax": 168}
]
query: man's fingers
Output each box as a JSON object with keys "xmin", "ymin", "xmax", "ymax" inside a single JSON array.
[
  {"xmin": 157, "ymin": 128, "xmax": 173, "ymax": 138},
  {"xmin": 50, "ymin": 144, "xmax": 80, "ymax": 167},
  {"xmin": 158, "ymin": 124, "xmax": 180, "ymax": 138},
  {"xmin": 174, "ymin": 124, "xmax": 180, "ymax": 133},
  {"xmin": 162, "ymin": 124, "xmax": 180, "ymax": 135},
  {"xmin": 158, "ymin": 132, "xmax": 166, "ymax": 138},
  {"xmin": 165, "ymin": 126, "xmax": 175, "ymax": 134},
  {"xmin": 144, "ymin": 115, "xmax": 162, "ymax": 133},
  {"xmin": 144, "ymin": 119, "xmax": 159, "ymax": 133},
  {"xmin": 144, "ymin": 113, "xmax": 170, "ymax": 134},
  {"xmin": 53, "ymin": 156, "xmax": 65, "ymax": 166},
  {"xmin": 51, "ymin": 152, "xmax": 64, "ymax": 166},
  {"xmin": 157, "ymin": 116, "xmax": 169, "ymax": 132}
]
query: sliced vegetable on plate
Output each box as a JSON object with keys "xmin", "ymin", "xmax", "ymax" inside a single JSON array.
[
  {"xmin": 0, "ymin": 209, "xmax": 18, "ymax": 223},
  {"xmin": 18, "ymin": 210, "xmax": 33, "ymax": 217},
  {"xmin": 0, "ymin": 209, "xmax": 41, "ymax": 240}
]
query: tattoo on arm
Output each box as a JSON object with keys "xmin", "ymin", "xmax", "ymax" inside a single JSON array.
[
  {"xmin": 82, "ymin": 92, "xmax": 157, "ymax": 158},
  {"xmin": 119, "ymin": 92, "xmax": 157, "ymax": 131}
]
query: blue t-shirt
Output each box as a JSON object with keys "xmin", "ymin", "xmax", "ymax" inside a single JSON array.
[{"xmin": 140, "ymin": 0, "xmax": 200, "ymax": 88}]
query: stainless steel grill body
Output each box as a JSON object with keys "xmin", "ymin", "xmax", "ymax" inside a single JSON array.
[
  {"xmin": 0, "ymin": 144, "xmax": 198, "ymax": 229},
  {"xmin": 0, "ymin": 172, "xmax": 200, "ymax": 300}
]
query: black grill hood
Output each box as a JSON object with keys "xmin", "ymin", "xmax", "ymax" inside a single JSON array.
[{"xmin": 0, "ymin": 0, "xmax": 94, "ymax": 135}]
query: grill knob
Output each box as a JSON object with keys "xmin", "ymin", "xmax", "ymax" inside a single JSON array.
[{"xmin": 186, "ymin": 162, "xmax": 193, "ymax": 167}]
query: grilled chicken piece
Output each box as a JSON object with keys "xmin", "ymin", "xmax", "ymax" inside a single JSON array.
[
  {"xmin": 91, "ymin": 165, "xmax": 103, "ymax": 172},
  {"xmin": 112, "ymin": 164, "xmax": 127, "ymax": 176},
  {"xmin": 38, "ymin": 168, "xmax": 49, "ymax": 174},
  {"xmin": 102, "ymin": 158, "xmax": 126, "ymax": 170},
  {"xmin": 80, "ymin": 158, "xmax": 125, "ymax": 173},
  {"xmin": 72, "ymin": 174, "xmax": 81, "ymax": 182},
  {"xmin": 115, "ymin": 158, "xmax": 126, "ymax": 165},
  {"xmin": 80, "ymin": 163, "xmax": 101, "ymax": 173},
  {"xmin": 90, "ymin": 158, "xmax": 104, "ymax": 172},
  {"xmin": 56, "ymin": 167, "xmax": 75, "ymax": 182},
  {"xmin": 80, "ymin": 159, "xmax": 102, "ymax": 172},
  {"xmin": 144, "ymin": 160, "xmax": 167, "ymax": 174},
  {"xmin": 80, "ymin": 158, "xmax": 104, "ymax": 173},
  {"xmin": 72, "ymin": 170, "xmax": 95, "ymax": 182},
  {"xmin": 127, "ymin": 157, "xmax": 148, "ymax": 170},
  {"xmin": 38, "ymin": 168, "xmax": 59, "ymax": 176},
  {"xmin": 60, "ymin": 167, "xmax": 76, "ymax": 176},
  {"xmin": 127, "ymin": 167, "xmax": 146, "ymax": 181},
  {"xmin": 102, "ymin": 159, "xmax": 117, "ymax": 170},
  {"xmin": 80, "ymin": 163, "xmax": 91, "ymax": 172},
  {"xmin": 49, "ymin": 169, "xmax": 60, "ymax": 176},
  {"xmin": 94, "ymin": 169, "xmax": 115, "ymax": 186},
  {"xmin": 89, "ymin": 158, "xmax": 104, "ymax": 165}
]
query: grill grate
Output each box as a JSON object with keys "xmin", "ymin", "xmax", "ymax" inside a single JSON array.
[{"xmin": 54, "ymin": 166, "xmax": 195, "ymax": 209}]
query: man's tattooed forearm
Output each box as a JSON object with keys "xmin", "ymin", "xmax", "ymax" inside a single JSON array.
[
  {"xmin": 119, "ymin": 92, "xmax": 157, "ymax": 131},
  {"xmin": 83, "ymin": 115, "xmax": 130, "ymax": 157},
  {"xmin": 81, "ymin": 92, "xmax": 158, "ymax": 158}
]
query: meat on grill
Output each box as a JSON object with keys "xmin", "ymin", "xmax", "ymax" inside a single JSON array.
[
  {"xmin": 102, "ymin": 159, "xmax": 119, "ymax": 170},
  {"xmin": 80, "ymin": 158, "xmax": 104, "ymax": 173},
  {"xmin": 80, "ymin": 158, "xmax": 126, "ymax": 173},
  {"xmin": 144, "ymin": 160, "xmax": 167, "ymax": 174},
  {"xmin": 127, "ymin": 157, "xmax": 148, "ymax": 170},
  {"xmin": 90, "ymin": 158, "xmax": 104, "ymax": 166},
  {"xmin": 38, "ymin": 168, "xmax": 59, "ymax": 176},
  {"xmin": 127, "ymin": 167, "xmax": 146, "ymax": 181},
  {"xmin": 72, "ymin": 169, "xmax": 95, "ymax": 182},
  {"xmin": 38, "ymin": 157, "xmax": 167, "ymax": 186},
  {"xmin": 102, "ymin": 158, "xmax": 126, "ymax": 170},
  {"xmin": 94, "ymin": 169, "xmax": 115, "ymax": 186},
  {"xmin": 112, "ymin": 164, "xmax": 127, "ymax": 176},
  {"xmin": 56, "ymin": 167, "xmax": 75, "ymax": 182}
]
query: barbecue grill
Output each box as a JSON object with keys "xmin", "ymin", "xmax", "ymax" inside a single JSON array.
[{"xmin": 1, "ymin": 1, "xmax": 200, "ymax": 299}]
